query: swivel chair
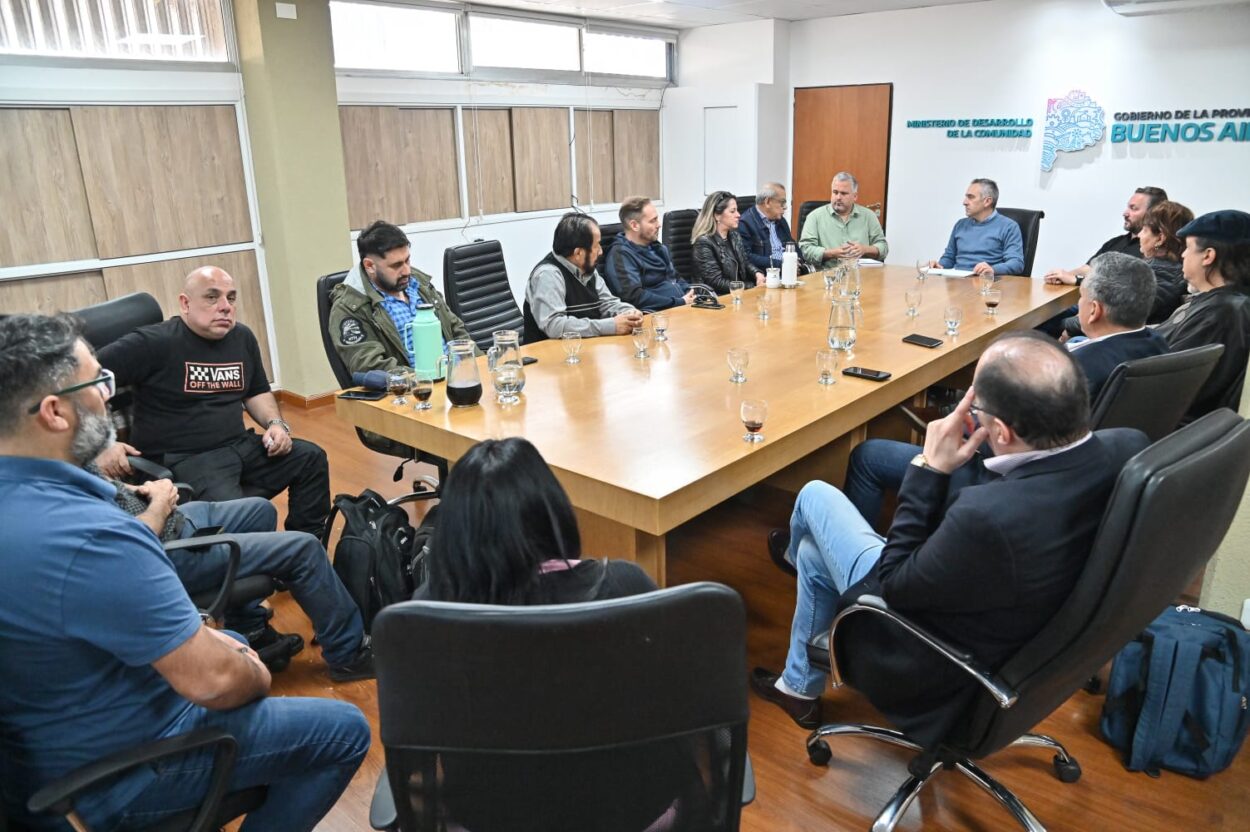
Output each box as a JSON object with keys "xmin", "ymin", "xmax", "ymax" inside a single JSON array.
[
  {"xmin": 1090, "ymin": 344, "xmax": 1224, "ymax": 441},
  {"xmin": 795, "ymin": 200, "xmax": 825, "ymax": 236},
  {"xmin": 997, "ymin": 207, "xmax": 1045, "ymax": 276},
  {"xmin": 661, "ymin": 209, "xmax": 699, "ymax": 283},
  {"xmin": 441, "ymin": 240, "xmax": 524, "ymax": 351}
]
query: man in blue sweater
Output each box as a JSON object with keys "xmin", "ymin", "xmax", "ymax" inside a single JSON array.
[
  {"xmin": 930, "ymin": 178, "xmax": 1025, "ymax": 277},
  {"xmin": 604, "ymin": 196, "xmax": 695, "ymax": 311}
]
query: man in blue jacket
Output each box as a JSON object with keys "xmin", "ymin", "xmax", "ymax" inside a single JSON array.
[
  {"xmin": 603, "ymin": 197, "xmax": 694, "ymax": 311},
  {"xmin": 738, "ymin": 182, "xmax": 798, "ymax": 272}
]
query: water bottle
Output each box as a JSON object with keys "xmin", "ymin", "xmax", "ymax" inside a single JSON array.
[
  {"xmin": 781, "ymin": 242, "xmax": 799, "ymax": 287},
  {"xmin": 827, "ymin": 299, "xmax": 857, "ymax": 351},
  {"xmin": 409, "ymin": 304, "xmax": 445, "ymax": 380}
]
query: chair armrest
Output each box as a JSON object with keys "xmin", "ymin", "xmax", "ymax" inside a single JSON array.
[
  {"xmin": 163, "ymin": 535, "xmax": 241, "ymax": 625},
  {"xmin": 370, "ymin": 771, "xmax": 397, "ymax": 830},
  {"xmin": 827, "ymin": 594, "xmax": 1019, "ymax": 709},
  {"xmin": 741, "ymin": 751, "xmax": 755, "ymax": 806},
  {"xmin": 127, "ymin": 455, "xmax": 196, "ymax": 501},
  {"xmin": 28, "ymin": 728, "xmax": 238, "ymax": 832}
]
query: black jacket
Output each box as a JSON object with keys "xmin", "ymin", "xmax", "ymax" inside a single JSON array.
[
  {"xmin": 1154, "ymin": 285, "xmax": 1250, "ymax": 418},
  {"xmin": 737, "ymin": 206, "xmax": 795, "ymax": 271},
  {"xmin": 692, "ymin": 231, "xmax": 757, "ymax": 294},
  {"xmin": 1072, "ymin": 328, "xmax": 1170, "ymax": 402}
]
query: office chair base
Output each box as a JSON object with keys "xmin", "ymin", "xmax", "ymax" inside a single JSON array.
[{"xmin": 806, "ymin": 724, "xmax": 1067, "ymax": 832}]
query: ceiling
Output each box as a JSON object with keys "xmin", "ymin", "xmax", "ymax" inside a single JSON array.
[{"xmin": 464, "ymin": 0, "xmax": 990, "ymax": 29}]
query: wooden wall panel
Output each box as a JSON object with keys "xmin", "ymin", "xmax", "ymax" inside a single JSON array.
[
  {"xmin": 102, "ymin": 250, "xmax": 273, "ymax": 379},
  {"xmin": 339, "ymin": 106, "xmax": 403, "ymax": 231},
  {"xmin": 612, "ymin": 109, "xmax": 661, "ymax": 201},
  {"xmin": 0, "ymin": 109, "xmax": 99, "ymax": 267},
  {"xmin": 791, "ymin": 84, "xmax": 892, "ymax": 229},
  {"xmin": 398, "ymin": 108, "xmax": 461, "ymax": 223},
  {"xmin": 0, "ymin": 272, "xmax": 106, "ymax": 315},
  {"xmin": 511, "ymin": 108, "xmax": 571, "ymax": 213},
  {"xmin": 463, "ymin": 109, "xmax": 515, "ymax": 216},
  {"xmin": 574, "ymin": 109, "xmax": 614, "ymax": 205},
  {"xmin": 72, "ymin": 105, "xmax": 252, "ymax": 258}
]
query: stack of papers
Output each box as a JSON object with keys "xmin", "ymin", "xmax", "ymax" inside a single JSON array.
[
  {"xmin": 928, "ymin": 268, "xmax": 975, "ymax": 278},
  {"xmin": 858, "ymin": 258, "xmax": 884, "ymax": 267}
]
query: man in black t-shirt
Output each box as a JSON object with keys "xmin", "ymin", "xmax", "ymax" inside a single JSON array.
[
  {"xmin": 1044, "ymin": 186, "xmax": 1168, "ymax": 286},
  {"xmin": 95, "ymin": 267, "xmax": 330, "ymax": 535}
]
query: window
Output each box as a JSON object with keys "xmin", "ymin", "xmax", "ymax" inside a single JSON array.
[
  {"xmin": 468, "ymin": 15, "xmax": 579, "ymax": 73},
  {"xmin": 0, "ymin": 0, "xmax": 229, "ymax": 62},
  {"xmin": 583, "ymin": 31, "xmax": 668, "ymax": 79},
  {"xmin": 330, "ymin": 1, "xmax": 459, "ymax": 73}
]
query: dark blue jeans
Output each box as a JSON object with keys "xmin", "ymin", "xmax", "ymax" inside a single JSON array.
[
  {"xmin": 173, "ymin": 499, "xmax": 364, "ymax": 667},
  {"xmin": 843, "ymin": 439, "xmax": 919, "ymax": 526},
  {"xmin": 115, "ymin": 696, "xmax": 369, "ymax": 832}
]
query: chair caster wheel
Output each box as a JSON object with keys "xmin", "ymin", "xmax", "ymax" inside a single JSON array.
[
  {"xmin": 807, "ymin": 740, "xmax": 832, "ymax": 766},
  {"xmin": 1053, "ymin": 755, "xmax": 1082, "ymax": 783},
  {"xmin": 1082, "ymin": 675, "xmax": 1103, "ymax": 694}
]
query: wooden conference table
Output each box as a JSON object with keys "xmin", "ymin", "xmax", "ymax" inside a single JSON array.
[{"xmin": 337, "ymin": 266, "xmax": 1077, "ymax": 584}]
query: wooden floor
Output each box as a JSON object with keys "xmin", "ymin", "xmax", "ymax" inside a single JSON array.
[{"xmin": 261, "ymin": 404, "xmax": 1250, "ymax": 832}]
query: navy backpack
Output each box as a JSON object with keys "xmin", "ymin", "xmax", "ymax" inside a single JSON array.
[{"xmin": 1101, "ymin": 604, "xmax": 1250, "ymax": 777}]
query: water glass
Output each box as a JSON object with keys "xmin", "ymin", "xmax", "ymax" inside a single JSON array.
[
  {"xmin": 978, "ymin": 272, "xmax": 996, "ymax": 295},
  {"xmin": 817, "ymin": 350, "xmax": 839, "ymax": 385},
  {"xmin": 729, "ymin": 281, "xmax": 745, "ymax": 305},
  {"xmin": 386, "ymin": 369, "xmax": 412, "ymax": 406},
  {"xmin": 984, "ymin": 288, "xmax": 1002, "ymax": 316},
  {"xmin": 653, "ymin": 312, "xmax": 670, "ymax": 342},
  {"xmin": 915, "ymin": 258, "xmax": 931, "ymax": 281},
  {"xmin": 740, "ymin": 399, "xmax": 768, "ymax": 444},
  {"xmin": 412, "ymin": 371, "xmax": 434, "ymax": 411},
  {"xmin": 631, "ymin": 325, "xmax": 653, "ymax": 359},
  {"xmin": 561, "ymin": 332, "xmax": 582, "ymax": 364},
  {"xmin": 944, "ymin": 305, "xmax": 963, "ymax": 336},
  {"xmin": 727, "ymin": 348, "xmax": 749, "ymax": 383},
  {"xmin": 905, "ymin": 286, "xmax": 922, "ymax": 317},
  {"xmin": 756, "ymin": 292, "xmax": 774, "ymax": 321},
  {"xmin": 492, "ymin": 364, "xmax": 522, "ymax": 406}
]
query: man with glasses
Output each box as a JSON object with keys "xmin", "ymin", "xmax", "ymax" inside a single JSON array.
[
  {"xmin": 0, "ymin": 314, "xmax": 370, "ymax": 831},
  {"xmin": 799, "ymin": 172, "xmax": 889, "ymax": 266},
  {"xmin": 93, "ymin": 266, "xmax": 330, "ymax": 537},
  {"xmin": 751, "ymin": 332, "xmax": 1147, "ymax": 729},
  {"xmin": 738, "ymin": 182, "xmax": 803, "ymax": 272}
]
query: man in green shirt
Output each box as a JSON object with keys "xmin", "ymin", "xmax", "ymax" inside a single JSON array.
[{"xmin": 799, "ymin": 171, "xmax": 889, "ymax": 266}]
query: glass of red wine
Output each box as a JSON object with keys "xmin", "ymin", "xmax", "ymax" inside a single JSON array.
[
  {"xmin": 983, "ymin": 288, "xmax": 1002, "ymax": 316},
  {"xmin": 740, "ymin": 399, "xmax": 768, "ymax": 444},
  {"xmin": 387, "ymin": 369, "xmax": 412, "ymax": 406},
  {"xmin": 412, "ymin": 371, "xmax": 434, "ymax": 411}
]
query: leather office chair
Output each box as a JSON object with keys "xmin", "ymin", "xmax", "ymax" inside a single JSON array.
[
  {"xmin": 734, "ymin": 194, "xmax": 756, "ymax": 215},
  {"xmin": 795, "ymin": 200, "xmax": 824, "ymax": 236},
  {"xmin": 23, "ymin": 728, "xmax": 267, "ymax": 832},
  {"xmin": 315, "ymin": 272, "xmax": 447, "ymax": 493},
  {"xmin": 802, "ymin": 409, "xmax": 1250, "ymax": 831},
  {"xmin": 661, "ymin": 208, "xmax": 699, "ymax": 282},
  {"xmin": 441, "ymin": 240, "xmax": 524, "ymax": 351},
  {"xmin": 1090, "ymin": 344, "xmax": 1224, "ymax": 441},
  {"xmin": 997, "ymin": 207, "xmax": 1045, "ymax": 276},
  {"xmin": 369, "ymin": 582, "xmax": 752, "ymax": 832}
]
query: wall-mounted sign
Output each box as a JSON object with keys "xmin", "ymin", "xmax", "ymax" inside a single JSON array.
[
  {"xmin": 1111, "ymin": 109, "xmax": 1250, "ymax": 144},
  {"xmin": 1041, "ymin": 90, "xmax": 1105, "ymax": 172},
  {"xmin": 906, "ymin": 118, "xmax": 1033, "ymax": 139}
]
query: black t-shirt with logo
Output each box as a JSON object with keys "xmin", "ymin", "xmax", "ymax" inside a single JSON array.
[{"xmin": 98, "ymin": 318, "xmax": 271, "ymax": 456}]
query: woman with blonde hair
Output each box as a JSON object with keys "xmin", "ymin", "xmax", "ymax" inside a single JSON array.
[{"xmin": 690, "ymin": 191, "xmax": 764, "ymax": 294}]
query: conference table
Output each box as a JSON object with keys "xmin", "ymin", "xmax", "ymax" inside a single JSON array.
[{"xmin": 337, "ymin": 266, "xmax": 1078, "ymax": 584}]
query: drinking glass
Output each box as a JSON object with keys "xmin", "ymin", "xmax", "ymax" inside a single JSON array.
[
  {"xmin": 492, "ymin": 364, "xmax": 522, "ymax": 405},
  {"xmin": 817, "ymin": 350, "xmax": 839, "ymax": 385},
  {"xmin": 386, "ymin": 368, "xmax": 412, "ymax": 406},
  {"xmin": 729, "ymin": 281, "xmax": 745, "ymax": 306},
  {"xmin": 944, "ymin": 305, "xmax": 963, "ymax": 336},
  {"xmin": 561, "ymin": 332, "xmax": 582, "ymax": 364},
  {"xmin": 915, "ymin": 258, "xmax": 931, "ymax": 281},
  {"xmin": 756, "ymin": 292, "xmax": 773, "ymax": 321},
  {"xmin": 978, "ymin": 271, "xmax": 996, "ymax": 295},
  {"xmin": 727, "ymin": 348, "xmax": 749, "ymax": 383},
  {"xmin": 983, "ymin": 288, "xmax": 1002, "ymax": 316},
  {"xmin": 839, "ymin": 259, "xmax": 862, "ymax": 301},
  {"xmin": 631, "ymin": 325, "xmax": 653, "ymax": 359},
  {"xmin": 412, "ymin": 371, "xmax": 434, "ymax": 411},
  {"xmin": 905, "ymin": 286, "xmax": 922, "ymax": 317},
  {"xmin": 653, "ymin": 312, "xmax": 670, "ymax": 342},
  {"xmin": 740, "ymin": 399, "xmax": 768, "ymax": 444}
]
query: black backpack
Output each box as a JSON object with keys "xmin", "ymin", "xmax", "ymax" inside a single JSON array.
[{"xmin": 321, "ymin": 490, "xmax": 435, "ymax": 633}]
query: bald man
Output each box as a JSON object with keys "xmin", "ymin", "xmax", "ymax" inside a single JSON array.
[
  {"xmin": 95, "ymin": 267, "xmax": 330, "ymax": 536},
  {"xmin": 751, "ymin": 331, "xmax": 1148, "ymax": 731}
]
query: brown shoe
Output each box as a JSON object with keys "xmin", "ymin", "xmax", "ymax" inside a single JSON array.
[
  {"xmin": 767, "ymin": 530, "xmax": 797, "ymax": 577},
  {"xmin": 750, "ymin": 667, "xmax": 822, "ymax": 729}
]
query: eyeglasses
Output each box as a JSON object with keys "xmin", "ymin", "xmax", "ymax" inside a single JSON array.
[
  {"xmin": 27, "ymin": 368, "xmax": 115, "ymax": 414},
  {"xmin": 968, "ymin": 403, "xmax": 994, "ymax": 426}
]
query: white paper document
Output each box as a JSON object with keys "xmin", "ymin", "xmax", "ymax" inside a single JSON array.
[
  {"xmin": 928, "ymin": 268, "xmax": 975, "ymax": 278},
  {"xmin": 858, "ymin": 258, "xmax": 884, "ymax": 267}
]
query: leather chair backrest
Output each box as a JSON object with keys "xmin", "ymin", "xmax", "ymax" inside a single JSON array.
[
  {"xmin": 442, "ymin": 240, "xmax": 523, "ymax": 351},
  {"xmin": 661, "ymin": 209, "xmax": 699, "ymax": 282},
  {"xmin": 315, "ymin": 271, "xmax": 353, "ymax": 389},
  {"xmin": 596, "ymin": 222, "xmax": 623, "ymax": 283},
  {"xmin": 734, "ymin": 195, "xmax": 756, "ymax": 216},
  {"xmin": 795, "ymin": 200, "xmax": 824, "ymax": 236},
  {"xmin": 996, "ymin": 207, "xmax": 1045, "ymax": 276},
  {"xmin": 1091, "ymin": 344, "xmax": 1224, "ymax": 441},
  {"xmin": 74, "ymin": 292, "xmax": 164, "ymax": 349}
]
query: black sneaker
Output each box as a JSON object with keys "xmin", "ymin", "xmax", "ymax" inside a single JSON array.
[
  {"xmin": 248, "ymin": 626, "xmax": 305, "ymax": 673},
  {"xmin": 328, "ymin": 639, "xmax": 375, "ymax": 683},
  {"xmin": 767, "ymin": 529, "xmax": 797, "ymax": 577}
]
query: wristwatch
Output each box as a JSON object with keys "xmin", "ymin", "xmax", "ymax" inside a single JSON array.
[
  {"xmin": 267, "ymin": 418, "xmax": 291, "ymax": 434},
  {"xmin": 910, "ymin": 453, "xmax": 944, "ymax": 474}
]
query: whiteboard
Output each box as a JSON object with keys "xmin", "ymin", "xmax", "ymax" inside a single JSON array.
[{"xmin": 703, "ymin": 106, "xmax": 738, "ymax": 195}]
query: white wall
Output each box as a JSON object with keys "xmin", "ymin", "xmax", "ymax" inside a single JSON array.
[{"xmin": 782, "ymin": 0, "xmax": 1250, "ymax": 273}]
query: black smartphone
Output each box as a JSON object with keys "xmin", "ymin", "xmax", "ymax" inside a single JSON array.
[
  {"xmin": 843, "ymin": 366, "xmax": 892, "ymax": 382},
  {"xmin": 338, "ymin": 389, "xmax": 387, "ymax": 401},
  {"xmin": 693, "ymin": 299, "xmax": 725, "ymax": 309},
  {"xmin": 191, "ymin": 525, "xmax": 226, "ymax": 538},
  {"xmin": 522, "ymin": 356, "xmax": 538, "ymax": 365},
  {"xmin": 902, "ymin": 333, "xmax": 944, "ymax": 349}
]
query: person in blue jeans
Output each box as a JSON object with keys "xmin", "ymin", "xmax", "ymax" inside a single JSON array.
[{"xmin": 0, "ymin": 314, "xmax": 369, "ymax": 831}]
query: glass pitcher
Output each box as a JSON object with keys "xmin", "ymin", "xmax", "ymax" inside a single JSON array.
[
  {"xmin": 838, "ymin": 256, "xmax": 862, "ymax": 302},
  {"xmin": 487, "ymin": 329, "xmax": 525, "ymax": 392},
  {"xmin": 827, "ymin": 298, "xmax": 857, "ymax": 351},
  {"xmin": 441, "ymin": 339, "xmax": 482, "ymax": 407}
]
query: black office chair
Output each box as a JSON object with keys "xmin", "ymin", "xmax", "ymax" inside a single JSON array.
[
  {"xmin": 1090, "ymin": 344, "xmax": 1224, "ymax": 441},
  {"xmin": 661, "ymin": 208, "xmax": 699, "ymax": 282},
  {"xmin": 369, "ymin": 582, "xmax": 752, "ymax": 832},
  {"xmin": 596, "ymin": 221, "xmax": 623, "ymax": 273},
  {"xmin": 23, "ymin": 728, "xmax": 267, "ymax": 832},
  {"xmin": 441, "ymin": 240, "xmax": 524, "ymax": 351},
  {"xmin": 795, "ymin": 200, "xmax": 825, "ymax": 237},
  {"xmin": 802, "ymin": 409, "xmax": 1250, "ymax": 831},
  {"xmin": 997, "ymin": 207, "xmax": 1045, "ymax": 276},
  {"xmin": 315, "ymin": 272, "xmax": 447, "ymax": 493},
  {"xmin": 734, "ymin": 194, "xmax": 756, "ymax": 215}
]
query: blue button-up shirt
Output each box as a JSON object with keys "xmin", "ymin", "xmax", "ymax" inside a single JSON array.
[
  {"xmin": 757, "ymin": 206, "xmax": 784, "ymax": 263},
  {"xmin": 375, "ymin": 283, "xmax": 422, "ymax": 365},
  {"xmin": 939, "ymin": 210, "xmax": 1025, "ymax": 275}
]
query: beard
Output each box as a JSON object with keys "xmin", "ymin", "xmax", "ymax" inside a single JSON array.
[{"xmin": 70, "ymin": 402, "xmax": 117, "ymax": 467}]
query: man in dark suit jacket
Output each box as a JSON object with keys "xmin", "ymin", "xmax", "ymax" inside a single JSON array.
[
  {"xmin": 752, "ymin": 332, "xmax": 1149, "ymax": 730},
  {"xmin": 737, "ymin": 182, "xmax": 797, "ymax": 272}
]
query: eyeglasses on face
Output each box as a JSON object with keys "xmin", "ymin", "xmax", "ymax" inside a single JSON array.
[{"xmin": 27, "ymin": 368, "xmax": 116, "ymax": 414}]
